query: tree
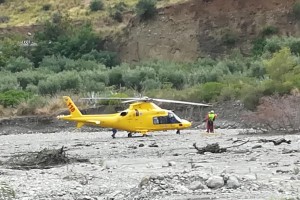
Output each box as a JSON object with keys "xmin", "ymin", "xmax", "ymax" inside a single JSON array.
[
  {"xmin": 264, "ymin": 47, "xmax": 296, "ymax": 82},
  {"xmin": 136, "ymin": 0, "xmax": 157, "ymax": 20},
  {"xmin": 90, "ymin": 0, "xmax": 104, "ymax": 11}
]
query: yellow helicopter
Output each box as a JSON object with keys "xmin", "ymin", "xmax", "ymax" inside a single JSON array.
[{"xmin": 57, "ymin": 96, "xmax": 211, "ymax": 138}]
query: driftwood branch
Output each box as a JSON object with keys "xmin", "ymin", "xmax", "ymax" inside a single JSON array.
[
  {"xmin": 259, "ymin": 138, "xmax": 291, "ymax": 145},
  {"xmin": 193, "ymin": 143, "xmax": 227, "ymax": 154}
]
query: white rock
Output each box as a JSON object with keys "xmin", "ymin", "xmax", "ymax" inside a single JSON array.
[
  {"xmin": 168, "ymin": 161, "xmax": 176, "ymax": 167},
  {"xmin": 139, "ymin": 176, "xmax": 150, "ymax": 188},
  {"xmin": 189, "ymin": 181, "xmax": 205, "ymax": 191},
  {"xmin": 243, "ymin": 174, "xmax": 257, "ymax": 181},
  {"xmin": 226, "ymin": 176, "xmax": 241, "ymax": 189},
  {"xmin": 206, "ymin": 176, "xmax": 224, "ymax": 188}
]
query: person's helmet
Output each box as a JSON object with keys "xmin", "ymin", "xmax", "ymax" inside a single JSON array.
[{"xmin": 210, "ymin": 110, "xmax": 214, "ymax": 113}]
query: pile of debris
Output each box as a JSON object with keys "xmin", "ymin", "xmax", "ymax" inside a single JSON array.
[{"xmin": 3, "ymin": 146, "xmax": 88, "ymax": 170}]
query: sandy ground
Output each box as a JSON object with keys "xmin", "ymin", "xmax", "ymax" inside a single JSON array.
[{"xmin": 0, "ymin": 129, "xmax": 300, "ymax": 200}]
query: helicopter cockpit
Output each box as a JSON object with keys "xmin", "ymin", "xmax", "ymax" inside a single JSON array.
[{"xmin": 153, "ymin": 111, "xmax": 182, "ymax": 125}]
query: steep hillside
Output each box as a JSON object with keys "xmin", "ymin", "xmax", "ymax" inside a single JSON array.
[
  {"xmin": 119, "ymin": 0, "xmax": 298, "ymax": 62},
  {"xmin": 0, "ymin": 0, "xmax": 186, "ymax": 34}
]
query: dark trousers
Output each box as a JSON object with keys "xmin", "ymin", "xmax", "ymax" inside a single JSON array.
[{"xmin": 207, "ymin": 120, "xmax": 214, "ymax": 133}]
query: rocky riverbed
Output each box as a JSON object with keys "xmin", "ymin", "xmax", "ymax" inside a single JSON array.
[{"xmin": 0, "ymin": 129, "xmax": 300, "ymax": 200}]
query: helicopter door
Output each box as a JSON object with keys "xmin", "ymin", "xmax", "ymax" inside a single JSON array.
[{"xmin": 134, "ymin": 109, "xmax": 143, "ymax": 127}]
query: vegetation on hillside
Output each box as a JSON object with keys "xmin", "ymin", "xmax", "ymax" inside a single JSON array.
[
  {"xmin": 1, "ymin": 1, "xmax": 300, "ymax": 121},
  {"xmin": 0, "ymin": 0, "xmax": 185, "ymax": 28}
]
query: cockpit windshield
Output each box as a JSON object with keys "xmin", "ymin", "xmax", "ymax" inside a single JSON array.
[{"xmin": 168, "ymin": 111, "xmax": 182, "ymax": 123}]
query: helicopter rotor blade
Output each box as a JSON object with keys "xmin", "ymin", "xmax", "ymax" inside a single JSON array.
[
  {"xmin": 81, "ymin": 97, "xmax": 211, "ymax": 106},
  {"xmin": 81, "ymin": 97, "xmax": 141, "ymax": 100},
  {"xmin": 152, "ymin": 98, "xmax": 212, "ymax": 107}
]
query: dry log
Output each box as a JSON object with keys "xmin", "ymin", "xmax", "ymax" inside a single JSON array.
[{"xmin": 193, "ymin": 143, "xmax": 227, "ymax": 154}]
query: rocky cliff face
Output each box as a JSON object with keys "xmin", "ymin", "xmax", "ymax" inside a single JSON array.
[{"xmin": 119, "ymin": 0, "xmax": 298, "ymax": 62}]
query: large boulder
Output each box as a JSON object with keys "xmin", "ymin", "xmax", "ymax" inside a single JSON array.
[{"xmin": 206, "ymin": 176, "xmax": 224, "ymax": 189}]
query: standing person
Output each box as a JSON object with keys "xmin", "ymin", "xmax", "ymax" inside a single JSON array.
[{"xmin": 204, "ymin": 110, "xmax": 217, "ymax": 133}]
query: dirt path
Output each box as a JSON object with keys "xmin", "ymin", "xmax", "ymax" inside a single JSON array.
[{"xmin": 0, "ymin": 129, "xmax": 300, "ymax": 199}]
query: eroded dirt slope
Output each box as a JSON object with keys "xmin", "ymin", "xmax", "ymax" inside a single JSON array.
[{"xmin": 119, "ymin": 0, "xmax": 298, "ymax": 62}]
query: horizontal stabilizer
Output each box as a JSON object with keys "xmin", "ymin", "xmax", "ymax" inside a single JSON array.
[{"xmin": 86, "ymin": 120, "xmax": 101, "ymax": 125}]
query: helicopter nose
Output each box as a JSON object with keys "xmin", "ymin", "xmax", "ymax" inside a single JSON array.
[{"xmin": 181, "ymin": 120, "xmax": 192, "ymax": 128}]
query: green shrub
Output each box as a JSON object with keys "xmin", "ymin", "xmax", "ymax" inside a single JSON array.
[
  {"xmin": 39, "ymin": 55, "xmax": 70, "ymax": 72},
  {"xmin": 0, "ymin": 0, "xmax": 5, "ymax": 4},
  {"xmin": 222, "ymin": 32, "xmax": 238, "ymax": 46},
  {"xmin": 38, "ymin": 79, "xmax": 60, "ymax": 95},
  {"xmin": 251, "ymin": 38, "xmax": 267, "ymax": 56},
  {"xmin": 189, "ymin": 82, "xmax": 224, "ymax": 103},
  {"xmin": 110, "ymin": 10, "xmax": 123, "ymax": 22},
  {"xmin": 293, "ymin": 2, "xmax": 300, "ymax": 19},
  {"xmin": 218, "ymin": 86, "xmax": 237, "ymax": 101},
  {"xmin": 90, "ymin": 0, "xmax": 104, "ymax": 11},
  {"xmin": 136, "ymin": 0, "xmax": 157, "ymax": 20},
  {"xmin": 141, "ymin": 79, "xmax": 161, "ymax": 91},
  {"xmin": 0, "ymin": 72, "xmax": 19, "ymax": 92},
  {"xmin": 108, "ymin": 68, "xmax": 124, "ymax": 86},
  {"xmin": 264, "ymin": 47, "xmax": 296, "ymax": 81},
  {"xmin": 109, "ymin": 2, "xmax": 127, "ymax": 22},
  {"xmin": 261, "ymin": 26, "xmax": 278, "ymax": 36},
  {"xmin": 0, "ymin": 90, "xmax": 32, "ymax": 107},
  {"xmin": 81, "ymin": 50, "xmax": 119, "ymax": 68},
  {"xmin": 123, "ymin": 70, "xmax": 144, "ymax": 91},
  {"xmin": 6, "ymin": 57, "xmax": 33, "ymax": 72},
  {"xmin": 42, "ymin": 3, "xmax": 51, "ymax": 11},
  {"xmin": 56, "ymin": 71, "xmax": 81, "ymax": 92},
  {"xmin": 0, "ymin": 15, "xmax": 9, "ymax": 23},
  {"xmin": 158, "ymin": 70, "xmax": 186, "ymax": 90},
  {"xmin": 79, "ymin": 70, "xmax": 109, "ymax": 91},
  {"xmin": 249, "ymin": 61, "xmax": 266, "ymax": 79},
  {"xmin": 264, "ymin": 41, "xmax": 281, "ymax": 53},
  {"xmin": 241, "ymin": 86, "xmax": 263, "ymax": 111},
  {"xmin": 290, "ymin": 41, "xmax": 300, "ymax": 54}
]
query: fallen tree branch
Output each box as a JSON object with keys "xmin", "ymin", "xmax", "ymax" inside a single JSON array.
[
  {"xmin": 193, "ymin": 143, "xmax": 227, "ymax": 154},
  {"xmin": 226, "ymin": 139, "xmax": 250, "ymax": 149},
  {"xmin": 259, "ymin": 138, "xmax": 291, "ymax": 145}
]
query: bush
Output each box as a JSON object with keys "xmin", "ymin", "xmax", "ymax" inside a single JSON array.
[
  {"xmin": 81, "ymin": 50, "xmax": 119, "ymax": 68},
  {"xmin": 136, "ymin": 0, "xmax": 157, "ymax": 20},
  {"xmin": 293, "ymin": 2, "xmax": 300, "ymax": 19},
  {"xmin": 222, "ymin": 32, "xmax": 237, "ymax": 46},
  {"xmin": 38, "ymin": 79, "xmax": 60, "ymax": 95},
  {"xmin": 108, "ymin": 68, "xmax": 124, "ymax": 86},
  {"xmin": 0, "ymin": 0, "xmax": 5, "ymax": 4},
  {"xmin": 290, "ymin": 41, "xmax": 300, "ymax": 54},
  {"xmin": 16, "ymin": 96, "xmax": 47, "ymax": 115},
  {"xmin": 42, "ymin": 4, "xmax": 51, "ymax": 11},
  {"xmin": 6, "ymin": 57, "xmax": 33, "ymax": 72},
  {"xmin": 189, "ymin": 82, "xmax": 224, "ymax": 103},
  {"xmin": 241, "ymin": 85, "xmax": 263, "ymax": 111},
  {"xmin": 158, "ymin": 70, "xmax": 186, "ymax": 90},
  {"xmin": 261, "ymin": 26, "xmax": 278, "ymax": 36},
  {"xmin": 264, "ymin": 47, "xmax": 296, "ymax": 81},
  {"xmin": 251, "ymin": 38, "xmax": 267, "ymax": 56},
  {"xmin": 90, "ymin": 0, "xmax": 104, "ymax": 11},
  {"xmin": 0, "ymin": 90, "xmax": 32, "ymax": 107},
  {"xmin": 109, "ymin": 2, "xmax": 127, "ymax": 22},
  {"xmin": 141, "ymin": 79, "xmax": 161, "ymax": 91},
  {"xmin": 0, "ymin": 15, "xmax": 9, "ymax": 23},
  {"xmin": 110, "ymin": 10, "xmax": 123, "ymax": 22},
  {"xmin": 39, "ymin": 55, "xmax": 71, "ymax": 72},
  {"xmin": 0, "ymin": 72, "xmax": 19, "ymax": 92}
]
